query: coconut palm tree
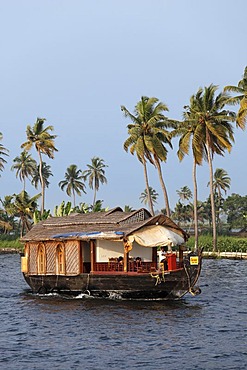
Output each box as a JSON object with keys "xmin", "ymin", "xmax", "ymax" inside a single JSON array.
[
  {"xmin": 11, "ymin": 151, "xmax": 37, "ymax": 191},
  {"xmin": 224, "ymin": 66, "xmax": 247, "ymax": 130},
  {"xmin": 209, "ymin": 168, "xmax": 231, "ymax": 229},
  {"xmin": 21, "ymin": 117, "xmax": 58, "ymax": 214},
  {"xmin": 0, "ymin": 132, "xmax": 9, "ymax": 175},
  {"xmin": 139, "ymin": 187, "xmax": 159, "ymax": 206},
  {"xmin": 0, "ymin": 196, "xmax": 18, "ymax": 234},
  {"xmin": 210, "ymin": 168, "xmax": 231, "ymax": 199},
  {"xmin": 123, "ymin": 121, "xmax": 154, "ymax": 215},
  {"xmin": 182, "ymin": 84, "xmax": 235, "ymax": 251},
  {"xmin": 5, "ymin": 191, "xmax": 41, "ymax": 237},
  {"xmin": 31, "ymin": 162, "xmax": 53, "ymax": 207},
  {"xmin": 172, "ymin": 201, "xmax": 193, "ymax": 226},
  {"xmin": 174, "ymin": 115, "xmax": 203, "ymax": 249},
  {"xmin": 82, "ymin": 157, "xmax": 108, "ymax": 208},
  {"xmin": 176, "ymin": 186, "xmax": 192, "ymax": 203},
  {"xmin": 59, "ymin": 164, "xmax": 86, "ymax": 207},
  {"xmin": 121, "ymin": 97, "xmax": 173, "ymax": 216},
  {"xmin": 0, "ymin": 204, "xmax": 14, "ymax": 234}
]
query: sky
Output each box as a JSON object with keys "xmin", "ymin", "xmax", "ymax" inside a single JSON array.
[{"xmin": 0, "ymin": 0, "xmax": 246, "ymax": 213}]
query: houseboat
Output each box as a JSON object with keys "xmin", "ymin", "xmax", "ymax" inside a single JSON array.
[{"xmin": 20, "ymin": 207, "xmax": 202, "ymax": 299}]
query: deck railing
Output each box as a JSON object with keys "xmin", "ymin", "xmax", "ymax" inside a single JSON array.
[{"xmin": 94, "ymin": 261, "xmax": 157, "ymax": 273}]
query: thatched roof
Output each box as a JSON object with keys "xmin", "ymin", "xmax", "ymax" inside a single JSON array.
[{"xmin": 20, "ymin": 207, "xmax": 188, "ymax": 242}]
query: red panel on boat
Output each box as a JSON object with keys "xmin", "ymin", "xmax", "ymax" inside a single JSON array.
[{"xmin": 167, "ymin": 253, "xmax": 177, "ymax": 270}]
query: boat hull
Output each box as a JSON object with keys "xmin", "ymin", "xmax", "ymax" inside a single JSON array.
[{"xmin": 23, "ymin": 258, "xmax": 202, "ymax": 300}]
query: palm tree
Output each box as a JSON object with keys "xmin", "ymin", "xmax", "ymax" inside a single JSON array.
[
  {"xmin": 0, "ymin": 201, "xmax": 14, "ymax": 234},
  {"xmin": 31, "ymin": 162, "xmax": 53, "ymax": 207},
  {"xmin": 59, "ymin": 164, "xmax": 86, "ymax": 207},
  {"xmin": 5, "ymin": 191, "xmax": 41, "ymax": 237},
  {"xmin": 123, "ymin": 120, "xmax": 154, "ymax": 215},
  {"xmin": 82, "ymin": 157, "xmax": 108, "ymax": 208},
  {"xmin": 21, "ymin": 117, "xmax": 58, "ymax": 214},
  {"xmin": 172, "ymin": 201, "xmax": 193, "ymax": 226},
  {"xmin": 209, "ymin": 168, "xmax": 231, "ymax": 229},
  {"xmin": 139, "ymin": 187, "xmax": 159, "ymax": 206},
  {"xmin": 11, "ymin": 151, "xmax": 37, "ymax": 191},
  {"xmin": 174, "ymin": 115, "xmax": 203, "ymax": 249},
  {"xmin": 0, "ymin": 132, "xmax": 9, "ymax": 175},
  {"xmin": 182, "ymin": 84, "xmax": 235, "ymax": 251},
  {"xmin": 224, "ymin": 66, "xmax": 247, "ymax": 129},
  {"xmin": 211, "ymin": 168, "xmax": 231, "ymax": 199},
  {"xmin": 121, "ymin": 97, "xmax": 173, "ymax": 216},
  {"xmin": 176, "ymin": 186, "xmax": 192, "ymax": 203}
]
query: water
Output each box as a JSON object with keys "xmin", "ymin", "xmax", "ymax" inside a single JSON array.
[{"xmin": 0, "ymin": 254, "xmax": 247, "ymax": 370}]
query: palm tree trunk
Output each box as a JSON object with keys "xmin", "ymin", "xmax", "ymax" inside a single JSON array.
[
  {"xmin": 72, "ymin": 188, "xmax": 76, "ymax": 208},
  {"xmin": 38, "ymin": 150, "xmax": 45, "ymax": 215},
  {"xmin": 142, "ymin": 160, "xmax": 154, "ymax": 216},
  {"xmin": 206, "ymin": 140, "xmax": 217, "ymax": 252},
  {"xmin": 154, "ymin": 157, "xmax": 170, "ymax": 217},
  {"xmin": 192, "ymin": 158, "xmax": 199, "ymax": 250},
  {"xmin": 93, "ymin": 188, "xmax": 97, "ymax": 208}
]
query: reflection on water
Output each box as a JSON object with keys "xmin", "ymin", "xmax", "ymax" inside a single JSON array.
[{"xmin": 0, "ymin": 254, "xmax": 247, "ymax": 369}]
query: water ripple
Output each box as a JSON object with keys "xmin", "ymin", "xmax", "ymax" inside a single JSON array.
[{"xmin": 0, "ymin": 254, "xmax": 247, "ymax": 369}]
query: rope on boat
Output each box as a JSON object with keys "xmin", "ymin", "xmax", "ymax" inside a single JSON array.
[
  {"xmin": 150, "ymin": 263, "xmax": 165, "ymax": 286},
  {"xmin": 85, "ymin": 273, "xmax": 91, "ymax": 295},
  {"xmin": 183, "ymin": 262, "xmax": 194, "ymax": 295},
  {"xmin": 183, "ymin": 261, "xmax": 201, "ymax": 296}
]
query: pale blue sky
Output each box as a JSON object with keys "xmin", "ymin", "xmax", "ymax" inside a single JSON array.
[{"xmin": 0, "ymin": 0, "xmax": 246, "ymax": 212}]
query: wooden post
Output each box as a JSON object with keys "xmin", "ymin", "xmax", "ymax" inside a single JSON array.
[
  {"xmin": 90, "ymin": 240, "xmax": 96, "ymax": 272},
  {"xmin": 179, "ymin": 246, "xmax": 184, "ymax": 264},
  {"xmin": 124, "ymin": 249, "xmax": 128, "ymax": 272},
  {"xmin": 152, "ymin": 247, "xmax": 157, "ymax": 267}
]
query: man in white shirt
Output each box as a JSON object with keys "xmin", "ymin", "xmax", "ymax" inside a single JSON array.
[{"xmin": 158, "ymin": 246, "xmax": 168, "ymax": 270}]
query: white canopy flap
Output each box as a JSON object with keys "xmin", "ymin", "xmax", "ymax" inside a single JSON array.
[{"xmin": 127, "ymin": 225, "xmax": 185, "ymax": 247}]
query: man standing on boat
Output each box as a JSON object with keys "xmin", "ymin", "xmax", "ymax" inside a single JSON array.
[{"xmin": 158, "ymin": 246, "xmax": 168, "ymax": 270}]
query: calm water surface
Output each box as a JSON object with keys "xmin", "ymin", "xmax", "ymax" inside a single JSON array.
[{"xmin": 0, "ymin": 254, "xmax": 247, "ymax": 370}]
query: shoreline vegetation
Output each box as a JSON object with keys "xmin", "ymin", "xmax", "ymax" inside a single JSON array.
[{"xmin": 1, "ymin": 235, "xmax": 247, "ymax": 259}]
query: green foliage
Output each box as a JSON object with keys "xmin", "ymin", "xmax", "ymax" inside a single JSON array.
[
  {"xmin": 223, "ymin": 193, "xmax": 247, "ymax": 231},
  {"xmin": 33, "ymin": 209, "xmax": 51, "ymax": 224},
  {"xmin": 0, "ymin": 235, "xmax": 23, "ymax": 250},
  {"xmin": 187, "ymin": 235, "xmax": 247, "ymax": 252},
  {"xmin": 53, "ymin": 201, "xmax": 74, "ymax": 217}
]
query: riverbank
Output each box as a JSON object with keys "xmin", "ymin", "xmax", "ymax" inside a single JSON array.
[{"xmin": 0, "ymin": 248, "xmax": 21, "ymax": 254}]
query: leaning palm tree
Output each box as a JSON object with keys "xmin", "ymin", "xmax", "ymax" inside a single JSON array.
[
  {"xmin": 182, "ymin": 85, "xmax": 235, "ymax": 251},
  {"xmin": 11, "ymin": 151, "xmax": 37, "ymax": 191},
  {"xmin": 139, "ymin": 187, "xmax": 159, "ymax": 206},
  {"xmin": 0, "ymin": 132, "xmax": 9, "ymax": 175},
  {"xmin": 211, "ymin": 168, "xmax": 231, "ymax": 199},
  {"xmin": 121, "ymin": 96, "xmax": 173, "ymax": 216},
  {"xmin": 21, "ymin": 118, "xmax": 58, "ymax": 214},
  {"xmin": 224, "ymin": 66, "xmax": 247, "ymax": 130},
  {"xmin": 82, "ymin": 157, "xmax": 108, "ymax": 208},
  {"xmin": 59, "ymin": 164, "xmax": 86, "ymax": 207}
]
